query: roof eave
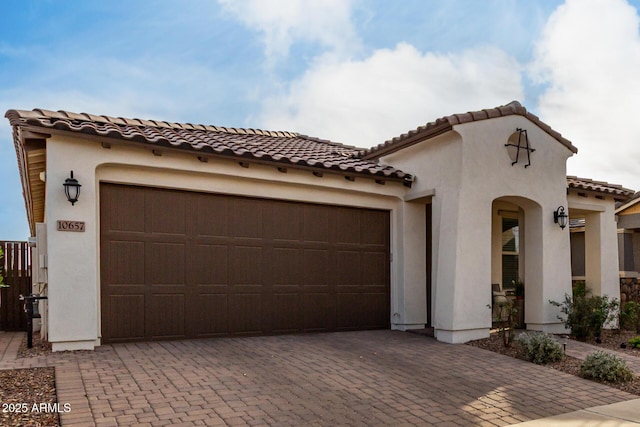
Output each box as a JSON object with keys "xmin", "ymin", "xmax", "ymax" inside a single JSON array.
[
  {"xmin": 361, "ymin": 122, "xmax": 452, "ymax": 160},
  {"xmin": 13, "ymin": 122, "xmax": 412, "ymax": 187},
  {"xmin": 567, "ymin": 186, "xmax": 634, "ymax": 203},
  {"xmin": 9, "ymin": 125, "xmax": 47, "ymax": 236}
]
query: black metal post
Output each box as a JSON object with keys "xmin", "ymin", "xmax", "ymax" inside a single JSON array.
[
  {"xmin": 20, "ymin": 294, "xmax": 47, "ymax": 349},
  {"xmin": 25, "ymin": 296, "xmax": 34, "ymax": 348}
]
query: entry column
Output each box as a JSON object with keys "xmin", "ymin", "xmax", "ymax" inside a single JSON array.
[{"xmin": 585, "ymin": 210, "xmax": 620, "ymax": 299}]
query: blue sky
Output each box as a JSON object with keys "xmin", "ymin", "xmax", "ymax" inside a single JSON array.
[{"xmin": 1, "ymin": 0, "xmax": 639, "ymax": 240}]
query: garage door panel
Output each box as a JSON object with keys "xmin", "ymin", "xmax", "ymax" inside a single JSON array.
[
  {"xmin": 336, "ymin": 251, "xmax": 361, "ymax": 286},
  {"xmin": 361, "ymin": 293, "xmax": 389, "ymax": 328},
  {"xmin": 105, "ymin": 284, "xmax": 145, "ymax": 295},
  {"xmin": 232, "ymin": 246, "xmax": 262, "ymax": 285},
  {"xmin": 230, "ymin": 294, "xmax": 263, "ymax": 334},
  {"xmin": 271, "ymin": 293, "xmax": 301, "ymax": 333},
  {"xmin": 194, "ymin": 197, "xmax": 229, "ymax": 237},
  {"xmin": 232, "ymin": 199, "xmax": 263, "ymax": 238},
  {"xmin": 102, "ymin": 185, "xmax": 146, "ymax": 233},
  {"xmin": 149, "ymin": 242, "xmax": 185, "ymax": 285},
  {"xmin": 362, "ymin": 252, "xmax": 388, "ymax": 286},
  {"xmin": 303, "ymin": 205, "xmax": 330, "ymax": 243},
  {"xmin": 336, "ymin": 293, "xmax": 361, "ymax": 329},
  {"xmin": 303, "ymin": 249, "xmax": 329, "ymax": 287},
  {"xmin": 107, "ymin": 241, "xmax": 145, "ymax": 285},
  {"xmin": 105, "ymin": 295, "xmax": 145, "ymax": 340},
  {"xmin": 193, "ymin": 294, "xmax": 228, "ymax": 337},
  {"xmin": 101, "ymin": 183, "xmax": 390, "ymax": 343},
  {"xmin": 149, "ymin": 294, "xmax": 185, "ymax": 338},
  {"xmin": 191, "ymin": 244, "xmax": 228, "ymax": 284},
  {"xmin": 362, "ymin": 211, "xmax": 389, "ymax": 245},
  {"xmin": 272, "ymin": 248, "xmax": 301, "ymax": 285},
  {"xmin": 336, "ymin": 208, "xmax": 361, "ymax": 244},
  {"xmin": 149, "ymin": 190, "xmax": 187, "ymax": 235},
  {"xmin": 267, "ymin": 202, "xmax": 302, "ymax": 241},
  {"xmin": 304, "ymin": 293, "xmax": 333, "ymax": 331}
]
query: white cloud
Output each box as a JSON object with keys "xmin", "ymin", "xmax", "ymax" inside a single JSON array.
[
  {"xmin": 218, "ymin": 0, "xmax": 359, "ymax": 66},
  {"xmin": 532, "ymin": 0, "xmax": 640, "ymax": 190},
  {"xmin": 258, "ymin": 43, "xmax": 524, "ymax": 147}
]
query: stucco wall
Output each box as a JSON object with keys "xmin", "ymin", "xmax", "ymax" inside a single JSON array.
[
  {"xmin": 381, "ymin": 131, "xmax": 463, "ymax": 333},
  {"xmin": 382, "ymin": 115, "xmax": 574, "ymax": 342},
  {"xmin": 43, "ymin": 135, "xmax": 410, "ymax": 350}
]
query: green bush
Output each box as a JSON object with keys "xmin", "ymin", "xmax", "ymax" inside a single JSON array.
[
  {"xmin": 516, "ymin": 332, "xmax": 564, "ymax": 364},
  {"xmin": 628, "ymin": 336, "xmax": 640, "ymax": 349},
  {"xmin": 550, "ymin": 290, "xmax": 619, "ymax": 341},
  {"xmin": 580, "ymin": 351, "xmax": 634, "ymax": 383},
  {"xmin": 620, "ymin": 301, "xmax": 640, "ymax": 333}
]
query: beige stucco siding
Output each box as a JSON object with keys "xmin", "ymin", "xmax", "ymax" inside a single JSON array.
[{"xmin": 382, "ymin": 115, "xmax": 574, "ymax": 342}]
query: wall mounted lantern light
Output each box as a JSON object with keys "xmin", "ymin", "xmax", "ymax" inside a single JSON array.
[
  {"xmin": 63, "ymin": 171, "xmax": 81, "ymax": 205},
  {"xmin": 553, "ymin": 206, "xmax": 568, "ymax": 229}
]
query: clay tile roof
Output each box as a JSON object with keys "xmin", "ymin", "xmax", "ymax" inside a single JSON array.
[
  {"xmin": 360, "ymin": 101, "xmax": 577, "ymax": 159},
  {"xmin": 566, "ymin": 176, "xmax": 635, "ymax": 200},
  {"xmin": 5, "ymin": 108, "xmax": 411, "ymax": 183}
]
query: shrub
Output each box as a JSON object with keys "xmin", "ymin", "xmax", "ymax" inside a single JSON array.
[
  {"xmin": 620, "ymin": 301, "xmax": 640, "ymax": 333},
  {"xmin": 550, "ymin": 290, "xmax": 619, "ymax": 341},
  {"xmin": 516, "ymin": 332, "xmax": 564, "ymax": 364},
  {"xmin": 628, "ymin": 336, "xmax": 640, "ymax": 349},
  {"xmin": 494, "ymin": 299, "xmax": 519, "ymax": 347},
  {"xmin": 580, "ymin": 351, "xmax": 634, "ymax": 383}
]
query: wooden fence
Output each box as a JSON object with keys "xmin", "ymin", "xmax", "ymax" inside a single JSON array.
[{"xmin": 0, "ymin": 241, "xmax": 32, "ymax": 331}]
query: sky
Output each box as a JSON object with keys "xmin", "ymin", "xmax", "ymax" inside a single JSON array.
[{"xmin": 1, "ymin": 0, "xmax": 640, "ymax": 240}]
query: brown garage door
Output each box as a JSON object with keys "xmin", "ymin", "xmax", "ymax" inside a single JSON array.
[{"xmin": 100, "ymin": 183, "xmax": 390, "ymax": 343}]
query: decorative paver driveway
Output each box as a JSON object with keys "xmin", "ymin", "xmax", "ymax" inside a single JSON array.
[{"xmin": 3, "ymin": 330, "xmax": 639, "ymax": 426}]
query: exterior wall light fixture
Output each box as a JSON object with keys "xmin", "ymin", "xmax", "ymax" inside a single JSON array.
[
  {"xmin": 63, "ymin": 170, "xmax": 81, "ymax": 205},
  {"xmin": 553, "ymin": 206, "xmax": 568, "ymax": 229}
]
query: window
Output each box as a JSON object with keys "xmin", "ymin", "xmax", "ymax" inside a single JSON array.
[{"xmin": 502, "ymin": 216, "xmax": 519, "ymax": 290}]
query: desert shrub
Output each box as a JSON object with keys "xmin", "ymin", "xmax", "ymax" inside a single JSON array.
[
  {"xmin": 628, "ymin": 336, "xmax": 640, "ymax": 349},
  {"xmin": 572, "ymin": 280, "xmax": 586, "ymax": 298},
  {"xmin": 580, "ymin": 351, "xmax": 634, "ymax": 383},
  {"xmin": 493, "ymin": 299, "xmax": 519, "ymax": 347},
  {"xmin": 516, "ymin": 332, "xmax": 564, "ymax": 364},
  {"xmin": 550, "ymin": 290, "xmax": 619, "ymax": 341},
  {"xmin": 620, "ymin": 301, "xmax": 640, "ymax": 333}
]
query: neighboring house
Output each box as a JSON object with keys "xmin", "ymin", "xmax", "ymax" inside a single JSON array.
[
  {"xmin": 5, "ymin": 101, "xmax": 633, "ymax": 351},
  {"xmin": 569, "ymin": 180, "xmax": 635, "ymax": 280},
  {"xmin": 614, "ymin": 193, "xmax": 640, "ymax": 302}
]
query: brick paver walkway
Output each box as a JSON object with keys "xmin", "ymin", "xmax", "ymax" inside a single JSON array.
[{"xmin": 1, "ymin": 330, "xmax": 638, "ymax": 426}]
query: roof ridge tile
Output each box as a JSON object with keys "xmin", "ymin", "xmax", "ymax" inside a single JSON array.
[{"xmin": 361, "ymin": 100, "xmax": 577, "ymax": 159}]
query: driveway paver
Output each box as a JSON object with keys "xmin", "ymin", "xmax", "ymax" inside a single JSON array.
[{"xmin": 1, "ymin": 330, "xmax": 638, "ymax": 426}]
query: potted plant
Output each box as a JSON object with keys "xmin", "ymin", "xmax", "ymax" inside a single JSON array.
[{"xmin": 514, "ymin": 279, "xmax": 524, "ymax": 300}]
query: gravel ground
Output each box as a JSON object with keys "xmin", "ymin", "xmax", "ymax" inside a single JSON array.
[
  {"xmin": 0, "ymin": 367, "xmax": 59, "ymax": 427},
  {"xmin": 1, "ymin": 335, "xmax": 59, "ymax": 427},
  {"xmin": 467, "ymin": 330, "xmax": 640, "ymax": 396},
  {"xmin": 17, "ymin": 334, "xmax": 52, "ymax": 359},
  {"xmin": 588, "ymin": 329, "xmax": 640, "ymax": 355}
]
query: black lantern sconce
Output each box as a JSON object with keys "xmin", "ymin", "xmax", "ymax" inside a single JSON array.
[
  {"xmin": 554, "ymin": 206, "xmax": 568, "ymax": 229},
  {"xmin": 63, "ymin": 171, "xmax": 81, "ymax": 206}
]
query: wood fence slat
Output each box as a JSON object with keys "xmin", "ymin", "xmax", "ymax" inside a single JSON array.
[{"xmin": 0, "ymin": 241, "xmax": 32, "ymax": 331}]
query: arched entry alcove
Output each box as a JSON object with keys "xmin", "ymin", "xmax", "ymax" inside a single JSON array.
[{"xmin": 491, "ymin": 196, "xmax": 543, "ymax": 328}]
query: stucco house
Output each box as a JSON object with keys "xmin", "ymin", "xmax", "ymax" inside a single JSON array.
[
  {"xmin": 613, "ymin": 193, "xmax": 640, "ymax": 302},
  {"xmin": 6, "ymin": 101, "xmax": 633, "ymax": 351}
]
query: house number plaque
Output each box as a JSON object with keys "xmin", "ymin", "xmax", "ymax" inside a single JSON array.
[{"xmin": 57, "ymin": 220, "xmax": 85, "ymax": 232}]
